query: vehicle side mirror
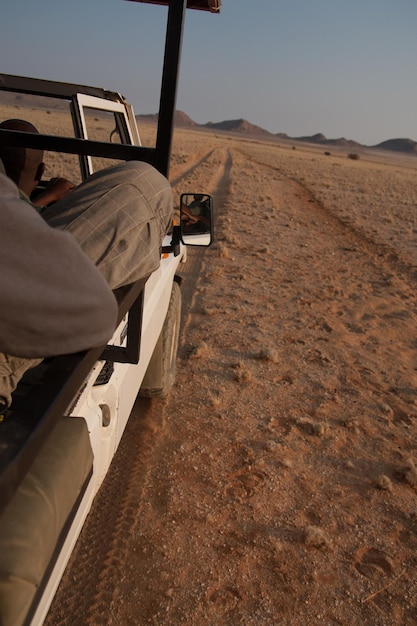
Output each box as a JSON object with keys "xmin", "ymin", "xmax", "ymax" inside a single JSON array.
[{"xmin": 180, "ymin": 193, "xmax": 213, "ymax": 246}]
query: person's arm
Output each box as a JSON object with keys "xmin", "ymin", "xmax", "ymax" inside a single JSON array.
[
  {"xmin": 32, "ymin": 177, "xmax": 75, "ymax": 208},
  {"xmin": 0, "ymin": 171, "xmax": 117, "ymax": 358}
]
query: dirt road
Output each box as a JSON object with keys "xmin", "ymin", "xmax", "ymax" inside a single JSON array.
[{"xmin": 46, "ymin": 135, "xmax": 417, "ymax": 626}]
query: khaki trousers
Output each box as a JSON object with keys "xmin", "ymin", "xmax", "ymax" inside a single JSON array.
[{"xmin": 1, "ymin": 161, "xmax": 173, "ymax": 407}]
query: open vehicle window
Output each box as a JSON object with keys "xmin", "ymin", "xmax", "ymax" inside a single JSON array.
[
  {"xmin": 0, "ymin": 92, "xmax": 82, "ymax": 183},
  {"xmin": 72, "ymin": 94, "xmax": 141, "ymax": 178}
]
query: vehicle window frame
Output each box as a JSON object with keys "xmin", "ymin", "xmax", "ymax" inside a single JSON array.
[{"xmin": 71, "ymin": 94, "xmax": 141, "ymax": 178}]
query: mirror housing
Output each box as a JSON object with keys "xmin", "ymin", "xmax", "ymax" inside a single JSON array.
[{"xmin": 180, "ymin": 193, "xmax": 213, "ymax": 246}]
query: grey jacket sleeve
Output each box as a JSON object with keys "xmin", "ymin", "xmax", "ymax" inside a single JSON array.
[{"xmin": 0, "ymin": 170, "xmax": 118, "ymax": 358}]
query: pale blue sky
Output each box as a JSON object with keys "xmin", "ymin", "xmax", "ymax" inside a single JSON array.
[{"xmin": 1, "ymin": 0, "xmax": 416, "ymax": 145}]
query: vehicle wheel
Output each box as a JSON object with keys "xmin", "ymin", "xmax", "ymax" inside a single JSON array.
[{"xmin": 140, "ymin": 281, "xmax": 181, "ymax": 398}]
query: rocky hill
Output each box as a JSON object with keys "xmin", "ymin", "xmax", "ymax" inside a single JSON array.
[
  {"xmin": 168, "ymin": 114, "xmax": 416, "ymax": 156},
  {"xmin": 373, "ymin": 138, "xmax": 417, "ymax": 155},
  {"xmin": 202, "ymin": 118, "xmax": 272, "ymax": 137},
  {"xmin": 137, "ymin": 110, "xmax": 198, "ymax": 128},
  {"xmin": 290, "ymin": 133, "xmax": 362, "ymax": 149},
  {"xmin": 1, "ymin": 91, "xmax": 415, "ymax": 156}
]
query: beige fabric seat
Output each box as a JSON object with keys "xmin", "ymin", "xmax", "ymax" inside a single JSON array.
[{"xmin": 0, "ymin": 416, "xmax": 93, "ymax": 626}]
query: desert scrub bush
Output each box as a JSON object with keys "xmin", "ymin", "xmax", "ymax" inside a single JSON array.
[
  {"xmin": 256, "ymin": 245, "xmax": 271, "ymax": 256},
  {"xmin": 403, "ymin": 458, "xmax": 417, "ymax": 487},
  {"xmin": 347, "ymin": 153, "xmax": 360, "ymax": 160},
  {"xmin": 201, "ymin": 306, "xmax": 218, "ymax": 317},
  {"xmin": 297, "ymin": 417, "xmax": 327, "ymax": 437},
  {"xmin": 255, "ymin": 348, "xmax": 279, "ymax": 363},
  {"xmin": 232, "ymin": 362, "xmax": 253, "ymax": 384},
  {"xmin": 218, "ymin": 244, "xmax": 231, "ymax": 259},
  {"xmin": 189, "ymin": 341, "xmax": 210, "ymax": 360},
  {"xmin": 209, "ymin": 395, "xmax": 222, "ymax": 409},
  {"xmin": 222, "ymin": 232, "xmax": 239, "ymax": 246},
  {"xmin": 304, "ymin": 526, "xmax": 330, "ymax": 549},
  {"xmin": 376, "ymin": 475, "xmax": 393, "ymax": 491}
]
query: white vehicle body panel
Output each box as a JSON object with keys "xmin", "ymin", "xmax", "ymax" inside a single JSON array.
[{"xmin": 29, "ymin": 239, "xmax": 186, "ymax": 626}]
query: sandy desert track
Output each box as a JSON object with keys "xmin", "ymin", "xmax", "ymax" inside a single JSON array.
[
  {"xmin": 171, "ymin": 145, "xmax": 232, "ymax": 311},
  {"xmin": 45, "ymin": 130, "xmax": 417, "ymax": 626}
]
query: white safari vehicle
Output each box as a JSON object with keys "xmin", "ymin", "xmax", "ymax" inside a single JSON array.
[{"xmin": 0, "ymin": 2, "xmax": 221, "ymax": 625}]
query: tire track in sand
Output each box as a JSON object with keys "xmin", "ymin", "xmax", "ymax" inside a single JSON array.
[
  {"xmin": 173, "ymin": 146, "xmax": 232, "ymax": 329},
  {"xmin": 241, "ymin": 149, "xmax": 417, "ymax": 288}
]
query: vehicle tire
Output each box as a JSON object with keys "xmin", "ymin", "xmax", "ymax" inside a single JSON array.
[{"xmin": 140, "ymin": 281, "xmax": 181, "ymax": 398}]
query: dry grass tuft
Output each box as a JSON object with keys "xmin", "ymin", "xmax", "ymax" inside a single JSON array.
[
  {"xmin": 264, "ymin": 440, "xmax": 280, "ymax": 452},
  {"xmin": 209, "ymin": 394, "xmax": 221, "ymax": 408},
  {"xmin": 201, "ymin": 307, "xmax": 219, "ymax": 317},
  {"xmin": 256, "ymin": 245, "xmax": 271, "ymax": 255},
  {"xmin": 312, "ymin": 422, "xmax": 327, "ymax": 437},
  {"xmin": 403, "ymin": 458, "xmax": 417, "ymax": 487},
  {"xmin": 255, "ymin": 348, "xmax": 279, "ymax": 363},
  {"xmin": 304, "ymin": 526, "xmax": 330, "ymax": 549},
  {"xmin": 376, "ymin": 475, "xmax": 393, "ymax": 491},
  {"xmin": 233, "ymin": 362, "xmax": 253, "ymax": 384},
  {"xmin": 222, "ymin": 232, "xmax": 240, "ymax": 246},
  {"xmin": 189, "ymin": 342, "xmax": 210, "ymax": 360},
  {"xmin": 297, "ymin": 417, "xmax": 327, "ymax": 437},
  {"xmin": 218, "ymin": 244, "xmax": 231, "ymax": 259}
]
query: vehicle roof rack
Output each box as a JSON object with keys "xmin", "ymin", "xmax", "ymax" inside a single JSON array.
[
  {"xmin": 0, "ymin": 1, "xmax": 221, "ymax": 177},
  {"xmin": 126, "ymin": 0, "xmax": 221, "ymax": 13}
]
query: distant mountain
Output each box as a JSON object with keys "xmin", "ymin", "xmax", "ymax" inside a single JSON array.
[
  {"xmin": 373, "ymin": 138, "xmax": 417, "ymax": 155},
  {"xmin": 294, "ymin": 132, "xmax": 327, "ymax": 144},
  {"xmin": 136, "ymin": 110, "xmax": 198, "ymax": 128},
  {"xmin": 2, "ymin": 92, "xmax": 416, "ymax": 157},
  {"xmin": 136, "ymin": 113, "xmax": 159, "ymax": 124},
  {"xmin": 199, "ymin": 122, "xmax": 415, "ymax": 156},
  {"xmin": 203, "ymin": 118, "xmax": 273, "ymax": 136},
  {"xmin": 290, "ymin": 132, "xmax": 362, "ymax": 149},
  {"xmin": 174, "ymin": 111, "xmax": 198, "ymax": 127},
  {"xmin": 325, "ymin": 137, "xmax": 363, "ymax": 148},
  {"xmin": 0, "ymin": 91, "xmax": 66, "ymax": 110}
]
